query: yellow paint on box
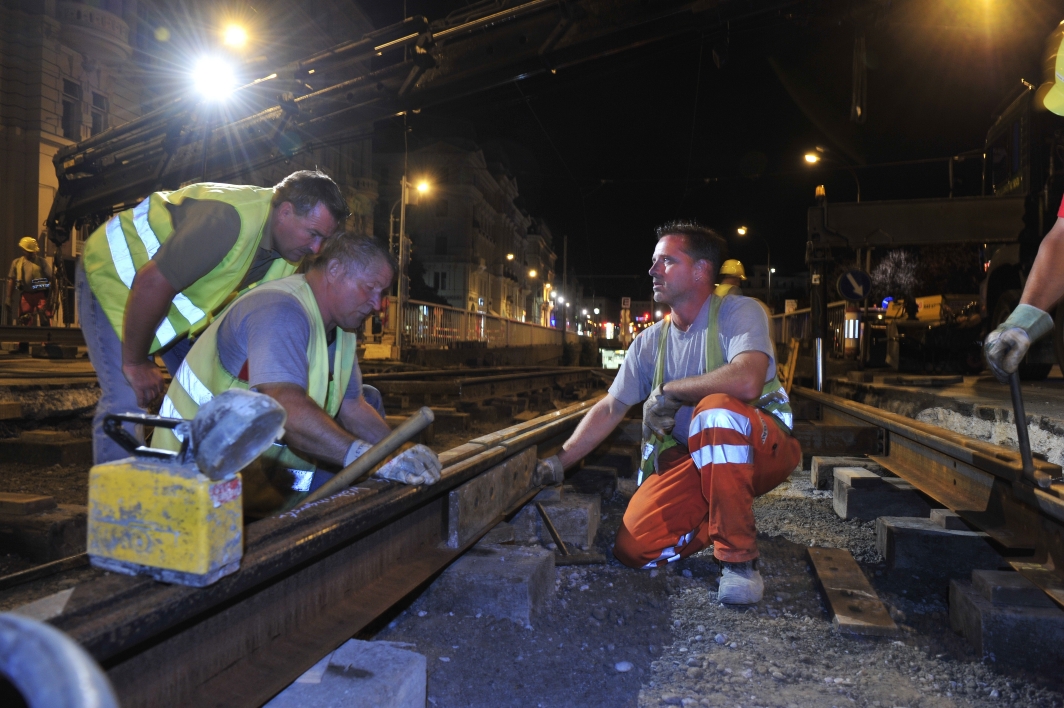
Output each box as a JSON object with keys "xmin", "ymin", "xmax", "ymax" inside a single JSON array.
[{"xmin": 88, "ymin": 458, "xmax": 242, "ymax": 577}]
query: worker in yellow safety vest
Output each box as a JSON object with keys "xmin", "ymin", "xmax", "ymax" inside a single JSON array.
[
  {"xmin": 76, "ymin": 170, "xmax": 349, "ymax": 464},
  {"xmin": 153, "ymin": 234, "xmax": 442, "ymax": 516},
  {"xmin": 714, "ymin": 258, "xmax": 747, "ymax": 298}
]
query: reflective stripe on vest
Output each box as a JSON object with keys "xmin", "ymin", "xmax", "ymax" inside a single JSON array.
[{"xmin": 84, "ymin": 183, "xmax": 297, "ymax": 353}]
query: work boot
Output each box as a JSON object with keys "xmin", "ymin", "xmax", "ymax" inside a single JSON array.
[{"xmin": 717, "ymin": 559, "xmax": 764, "ymax": 605}]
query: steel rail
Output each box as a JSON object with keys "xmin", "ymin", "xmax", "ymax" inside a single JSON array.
[
  {"xmin": 0, "ymin": 326, "xmax": 85, "ymax": 346},
  {"xmin": 794, "ymin": 386, "xmax": 1064, "ymax": 606},
  {"xmin": 25, "ymin": 396, "xmax": 601, "ymax": 707}
]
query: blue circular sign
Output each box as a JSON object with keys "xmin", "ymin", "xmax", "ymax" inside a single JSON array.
[{"xmin": 837, "ymin": 270, "xmax": 872, "ymax": 302}]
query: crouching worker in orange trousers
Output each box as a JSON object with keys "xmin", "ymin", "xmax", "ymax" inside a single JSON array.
[{"xmin": 534, "ymin": 221, "xmax": 800, "ymax": 605}]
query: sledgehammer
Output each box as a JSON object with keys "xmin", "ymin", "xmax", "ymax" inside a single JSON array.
[{"xmin": 1007, "ymin": 371, "xmax": 1053, "ymax": 489}]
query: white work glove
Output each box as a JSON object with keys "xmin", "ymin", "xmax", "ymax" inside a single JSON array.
[
  {"xmin": 984, "ymin": 304, "xmax": 1054, "ymax": 382},
  {"xmin": 642, "ymin": 385, "xmax": 684, "ymax": 439},
  {"xmin": 533, "ymin": 455, "xmax": 564, "ymax": 486},
  {"xmin": 343, "ymin": 440, "xmax": 373, "ymax": 467},
  {"xmin": 375, "ymin": 444, "xmax": 442, "ymax": 486}
]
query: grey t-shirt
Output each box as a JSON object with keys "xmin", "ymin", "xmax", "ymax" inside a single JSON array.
[
  {"xmin": 214, "ymin": 288, "xmax": 362, "ymax": 402},
  {"xmin": 608, "ymin": 295, "xmax": 776, "ymax": 440}
]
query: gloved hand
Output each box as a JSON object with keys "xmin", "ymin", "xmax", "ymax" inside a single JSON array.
[
  {"xmin": 374, "ymin": 444, "xmax": 442, "ymax": 486},
  {"xmin": 533, "ymin": 455, "xmax": 564, "ymax": 486},
  {"xmin": 642, "ymin": 385, "xmax": 684, "ymax": 439},
  {"xmin": 343, "ymin": 439, "xmax": 373, "ymax": 467},
  {"xmin": 985, "ymin": 304, "xmax": 1054, "ymax": 382}
]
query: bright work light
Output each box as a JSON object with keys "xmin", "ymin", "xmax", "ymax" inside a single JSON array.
[
  {"xmin": 223, "ymin": 25, "xmax": 248, "ymax": 48},
  {"xmin": 193, "ymin": 57, "xmax": 237, "ymax": 100}
]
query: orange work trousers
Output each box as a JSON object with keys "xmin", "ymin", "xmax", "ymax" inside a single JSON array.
[{"xmin": 614, "ymin": 393, "xmax": 801, "ymax": 567}]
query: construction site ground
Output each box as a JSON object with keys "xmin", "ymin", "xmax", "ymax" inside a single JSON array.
[{"xmin": 3, "ymin": 360, "xmax": 1064, "ymax": 706}]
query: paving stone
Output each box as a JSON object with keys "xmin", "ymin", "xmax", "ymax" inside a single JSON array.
[
  {"xmin": 421, "ymin": 544, "xmax": 555, "ymax": 626},
  {"xmin": 0, "ymin": 504, "xmax": 87, "ymax": 561},
  {"xmin": 877, "ymin": 516, "xmax": 1002, "ymax": 579},
  {"xmin": 0, "ymin": 431, "xmax": 92, "ymax": 466},
  {"xmin": 510, "ymin": 493, "xmax": 600, "ymax": 548},
  {"xmin": 265, "ymin": 639, "xmax": 426, "ymax": 708},
  {"xmin": 811, "ymin": 455, "xmax": 887, "ymax": 490},
  {"xmin": 950, "ymin": 576, "xmax": 1064, "ymax": 668},
  {"xmin": 834, "ymin": 469, "xmax": 930, "ymax": 520}
]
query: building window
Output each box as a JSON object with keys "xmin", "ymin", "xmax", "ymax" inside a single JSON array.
[
  {"xmin": 435, "ymin": 235, "xmax": 447, "ymax": 255},
  {"xmin": 433, "ymin": 272, "xmax": 447, "ymax": 292},
  {"xmin": 62, "ymin": 79, "xmax": 82, "ymax": 141},
  {"xmin": 435, "ymin": 199, "xmax": 449, "ymax": 217},
  {"xmin": 91, "ymin": 92, "xmax": 108, "ymax": 136}
]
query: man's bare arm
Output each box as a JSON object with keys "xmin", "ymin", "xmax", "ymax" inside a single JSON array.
[
  {"xmin": 660, "ymin": 350, "xmax": 770, "ymax": 404},
  {"xmin": 255, "ymin": 382, "xmax": 354, "ymax": 465},
  {"xmin": 337, "ymin": 396, "xmax": 391, "ymax": 445},
  {"xmin": 556, "ymin": 394, "xmax": 632, "ymax": 469},
  {"xmin": 122, "ymin": 261, "xmax": 178, "ymax": 407},
  {"xmin": 1021, "ymin": 216, "xmax": 1064, "ymax": 312}
]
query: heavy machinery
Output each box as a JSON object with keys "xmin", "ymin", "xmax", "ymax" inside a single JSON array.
[{"xmin": 807, "ymin": 77, "xmax": 1064, "ymax": 378}]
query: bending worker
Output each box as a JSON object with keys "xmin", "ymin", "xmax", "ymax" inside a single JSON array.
[
  {"xmin": 536, "ymin": 221, "xmax": 800, "ymax": 605},
  {"xmin": 77, "ymin": 170, "xmax": 348, "ymax": 464},
  {"xmin": 7, "ymin": 236, "xmax": 53, "ymax": 326},
  {"xmin": 153, "ymin": 234, "xmax": 441, "ymax": 515}
]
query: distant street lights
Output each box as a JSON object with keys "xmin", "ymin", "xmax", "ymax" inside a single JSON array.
[{"xmin": 804, "ymin": 146, "xmax": 861, "ymax": 202}]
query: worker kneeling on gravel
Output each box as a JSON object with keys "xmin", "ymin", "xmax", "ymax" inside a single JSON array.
[
  {"xmin": 153, "ymin": 234, "xmax": 442, "ymax": 516},
  {"xmin": 535, "ymin": 221, "xmax": 800, "ymax": 605}
]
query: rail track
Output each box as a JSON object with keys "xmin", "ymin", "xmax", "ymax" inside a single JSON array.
[
  {"xmin": 12, "ymin": 397, "xmax": 602, "ymax": 708},
  {"xmin": 794, "ymin": 386, "xmax": 1064, "ymax": 606}
]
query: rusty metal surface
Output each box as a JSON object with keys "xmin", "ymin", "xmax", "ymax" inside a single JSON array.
[
  {"xmin": 795, "ymin": 386, "xmax": 1064, "ymax": 606},
  {"xmin": 26, "ymin": 396, "xmax": 600, "ymax": 706}
]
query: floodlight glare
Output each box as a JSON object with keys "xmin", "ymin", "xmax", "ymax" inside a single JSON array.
[
  {"xmin": 737, "ymin": 226, "xmax": 748, "ymax": 236},
  {"xmin": 804, "ymin": 153, "xmax": 819, "ymax": 164},
  {"xmin": 416, "ymin": 180, "xmax": 430, "ymax": 194},
  {"xmin": 223, "ymin": 25, "xmax": 248, "ymax": 48},
  {"xmin": 193, "ymin": 57, "xmax": 237, "ymax": 100}
]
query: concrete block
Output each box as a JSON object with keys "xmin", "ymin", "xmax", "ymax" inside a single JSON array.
[
  {"xmin": 0, "ymin": 504, "xmax": 86, "ymax": 561},
  {"xmin": 0, "ymin": 431, "xmax": 92, "ymax": 466},
  {"xmin": 950, "ymin": 577, "xmax": 1064, "ymax": 668},
  {"xmin": 811, "ymin": 455, "xmax": 886, "ymax": 490},
  {"xmin": 877, "ymin": 516, "xmax": 1002, "ymax": 579},
  {"xmin": 931, "ymin": 509, "xmax": 969, "ymax": 531},
  {"xmin": 617, "ymin": 478, "xmax": 638, "ymax": 500},
  {"xmin": 972, "ymin": 569, "xmax": 1055, "ymax": 608},
  {"xmin": 265, "ymin": 639, "xmax": 426, "ymax": 708},
  {"xmin": 510, "ymin": 493, "xmax": 600, "ymax": 548},
  {"xmin": 834, "ymin": 470, "xmax": 931, "ymax": 520},
  {"xmin": 568, "ymin": 465, "xmax": 617, "ymax": 498},
  {"xmin": 478, "ymin": 522, "xmax": 515, "ymax": 546},
  {"xmin": 422, "ymin": 544, "xmax": 555, "ymax": 626}
]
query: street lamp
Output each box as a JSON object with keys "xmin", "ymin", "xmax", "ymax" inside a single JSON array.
[
  {"xmin": 804, "ymin": 146, "xmax": 861, "ymax": 202},
  {"xmin": 528, "ymin": 269, "xmax": 537, "ymax": 278},
  {"xmin": 222, "ymin": 24, "xmax": 248, "ymax": 48},
  {"xmin": 737, "ymin": 225, "xmax": 772, "ymax": 308},
  {"xmin": 392, "ymin": 176, "xmax": 431, "ymax": 360}
]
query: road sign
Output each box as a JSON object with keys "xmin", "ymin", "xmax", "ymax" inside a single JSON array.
[
  {"xmin": 837, "ymin": 270, "xmax": 872, "ymax": 302},
  {"xmin": 621, "ymin": 297, "xmax": 631, "ymax": 309}
]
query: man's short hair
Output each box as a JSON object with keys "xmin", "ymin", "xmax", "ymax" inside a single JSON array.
[
  {"xmin": 273, "ymin": 170, "xmax": 350, "ymax": 224},
  {"xmin": 309, "ymin": 233, "xmax": 397, "ymax": 282},
  {"xmin": 655, "ymin": 220, "xmax": 727, "ymax": 270}
]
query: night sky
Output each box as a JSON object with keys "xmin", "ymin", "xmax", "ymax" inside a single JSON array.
[{"xmin": 355, "ymin": 0, "xmax": 1062, "ymax": 301}]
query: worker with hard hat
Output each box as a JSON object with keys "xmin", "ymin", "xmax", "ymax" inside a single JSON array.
[
  {"xmin": 534, "ymin": 221, "xmax": 799, "ymax": 605},
  {"xmin": 152, "ymin": 234, "xmax": 442, "ymax": 516},
  {"xmin": 986, "ymin": 25, "xmax": 1064, "ymax": 379},
  {"xmin": 77, "ymin": 170, "xmax": 349, "ymax": 464},
  {"xmin": 7, "ymin": 236, "xmax": 53, "ymax": 327},
  {"xmin": 715, "ymin": 259, "xmax": 747, "ymax": 297}
]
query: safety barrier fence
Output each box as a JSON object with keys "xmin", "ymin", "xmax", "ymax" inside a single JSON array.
[
  {"xmin": 771, "ymin": 301, "xmax": 846, "ymax": 354},
  {"xmin": 401, "ymin": 299, "xmax": 575, "ymax": 349}
]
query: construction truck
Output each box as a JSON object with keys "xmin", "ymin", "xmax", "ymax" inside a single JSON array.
[{"xmin": 807, "ymin": 76, "xmax": 1064, "ymax": 379}]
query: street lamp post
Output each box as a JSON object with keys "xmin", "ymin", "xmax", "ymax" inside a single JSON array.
[
  {"xmin": 804, "ymin": 146, "xmax": 861, "ymax": 202},
  {"xmin": 737, "ymin": 226, "xmax": 772, "ymax": 309},
  {"xmin": 394, "ymin": 176, "xmax": 430, "ymax": 362}
]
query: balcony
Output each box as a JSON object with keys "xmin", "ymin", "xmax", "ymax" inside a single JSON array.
[{"xmin": 57, "ymin": 2, "xmax": 132, "ymax": 64}]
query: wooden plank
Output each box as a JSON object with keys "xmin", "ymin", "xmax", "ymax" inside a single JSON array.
[
  {"xmin": 445, "ymin": 447, "xmax": 536, "ymax": 548},
  {"xmin": 808, "ymin": 546, "xmax": 899, "ymax": 637}
]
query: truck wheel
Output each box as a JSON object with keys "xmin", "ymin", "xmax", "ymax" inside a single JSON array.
[{"xmin": 992, "ymin": 290, "xmax": 1052, "ymax": 380}]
